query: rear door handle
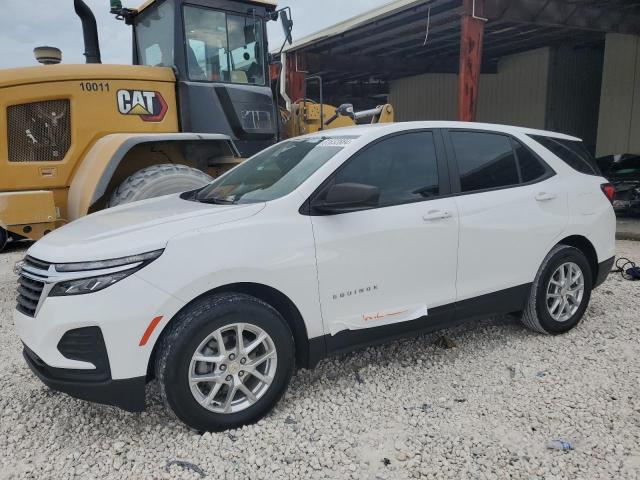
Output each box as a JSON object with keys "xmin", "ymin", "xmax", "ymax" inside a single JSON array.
[
  {"xmin": 535, "ymin": 192, "xmax": 557, "ymax": 202},
  {"xmin": 423, "ymin": 210, "xmax": 452, "ymax": 221}
]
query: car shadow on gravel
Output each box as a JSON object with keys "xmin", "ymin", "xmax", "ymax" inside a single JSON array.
[
  {"xmin": 10, "ymin": 313, "xmax": 534, "ymax": 437},
  {"xmin": 14, "ymin": 300, "xmax": 601, "ymax": 444},
  {"xmin": 313, "ymin": 314, "xmax": 527, "ymax": 374}
]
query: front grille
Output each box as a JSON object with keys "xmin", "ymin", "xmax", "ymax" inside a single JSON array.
[
  {"xmin": 17, "ymin": 275, "xmax": 45, "ymax": 317},
  {"xmin": 24, "ymin": 255, "xmax": 52, "ymax": 271},
  {"xmin": 16, "ymin": 256, "xmax": 52, "ymax": 317},
  {"xmin": 7, "ymin": 99, "xmax": 71, "ymax": 162}
]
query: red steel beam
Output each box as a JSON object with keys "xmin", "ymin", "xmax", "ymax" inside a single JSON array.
[
  {"xmin": 285, "ymin": 53, "xmax": 306, "ymax": 103},
  {"xmin": 458, "ymin": 0, "xmax": 486, "ymax": 121},
  {"xmin": 269, "ymin": 63, "xmax": 280, "ymax": 83}
]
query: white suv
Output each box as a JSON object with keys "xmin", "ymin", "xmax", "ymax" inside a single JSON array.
[{"xmin": 14, "ymin": 122, "xmax": 616, "ymax": 431}]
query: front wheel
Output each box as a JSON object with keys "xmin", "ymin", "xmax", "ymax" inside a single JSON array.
[
  {"xmin": 521, "ymin": 245, "xmax": 593, "ymax": 335},
  {"xmin": 155, "ymin": 293, "xmax": 295, "ymax": 431}
]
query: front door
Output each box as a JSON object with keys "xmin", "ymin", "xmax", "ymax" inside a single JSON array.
[{"xmin": 309, "ymin": 130, "xmax": 460, "ymax": 351}]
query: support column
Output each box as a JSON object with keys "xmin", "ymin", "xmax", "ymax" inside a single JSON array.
[
  {"xmin": 285, "ymin": 53, "xmax": 306, "ymax": 104},
  {"xmin": 458, "ymin": 0, "xmax": 486, "ymax": 121}
]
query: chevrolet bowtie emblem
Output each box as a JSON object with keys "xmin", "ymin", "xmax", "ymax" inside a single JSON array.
[{"xmin": 13, "ymin": 260, "xmax": 24, "ymax": 276}]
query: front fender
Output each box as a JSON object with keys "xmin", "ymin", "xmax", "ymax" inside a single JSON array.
[{"xmin": 67, "ymin": 133, "xmax": 238, "ymax": 220}]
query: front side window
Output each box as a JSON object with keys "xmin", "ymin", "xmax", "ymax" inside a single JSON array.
[
  {"xmin": 195, "ymin": 137, "xmax": 353, "ymax": 204},
  {"xmin": 136, "ymin": 0, "xmax": 175, "ymax": 67},
  {"xmin": 183, "ymin": 5, "xmax": 265, "ymax": 85},
  {"xmin": 327, "ymin": 132, "xmax": 440, "ymax": 208},
  {"xmin": 451, "ymin": 131, "xmax": 519, "ymax": 193},
  {"xmin": 530, "ymin": 135, "xmax": 601, "ymax": 176}
]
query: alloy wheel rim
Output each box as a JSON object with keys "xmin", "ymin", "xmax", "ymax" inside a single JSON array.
[
  {"xmin": 545, "ymin": 262, "xmax": 585, "ymax": 322},
  {"xmin": 189, "ymin": 323, "xmax": 277, "ymax": 414}
]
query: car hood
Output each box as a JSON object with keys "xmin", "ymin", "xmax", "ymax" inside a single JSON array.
[
  {"xmin": 28, "ymin": 194, "xmax": 265, "ymax": 263},
  {"xmin": 609, "ymin": 177, "xmax": 640, "ymax": 190}
]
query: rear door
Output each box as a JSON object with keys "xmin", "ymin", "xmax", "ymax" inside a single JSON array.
[
  {"xmin": 308, "ymin": 130, "xmax": 459, "ymax": 350},
  {"xmin": 445, "ymin": 130, "xmax": 569, "ymax": 311}
]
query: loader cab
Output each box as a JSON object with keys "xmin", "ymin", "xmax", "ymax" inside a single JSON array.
[{"xmin": 132, "ymin": 0, "xmax": 278, "ymax": 157}]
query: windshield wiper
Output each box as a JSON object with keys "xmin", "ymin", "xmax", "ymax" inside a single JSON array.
[{"xmin": 198, "ymin": 196, "xmax": 236, "ymax": 205}]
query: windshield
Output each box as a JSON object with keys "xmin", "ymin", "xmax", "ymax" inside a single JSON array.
[
  {"xmin": 136, "ymin": 0, "xmax": 175, "ymax": 67},
  {"xmin": 195, "ymin": 137, "xmax": 355, "ymax": 204},
  {"xmin": 609, "ymin": 156, "xmax": 640, "ymax": 176},
  {"xmin": 183, "ymin": 5, "xmax": 266, "ymax": 85}
]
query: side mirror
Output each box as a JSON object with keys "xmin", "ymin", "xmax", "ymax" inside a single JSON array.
[
  {"xmin": 313, "ymin": 183, "xmax": 380, "ymax": 214},
  {"xmin": 280, "ymin": 9, "xmax": 293, "ymax": 45}
]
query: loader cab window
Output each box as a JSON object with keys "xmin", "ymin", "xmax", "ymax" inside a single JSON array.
[
  {"xmin": 183, "ymin": 5, "xmax": 266, "ymax": 85},
  {"xmin": 136, "ymin": 0, "xmax": 175, "ymax": 67}
]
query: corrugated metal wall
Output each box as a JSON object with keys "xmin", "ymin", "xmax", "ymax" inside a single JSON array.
[
  {"xmin": 388, "ymin": 74, "xmax": 458, "ymax": 121},
  {"xmin": 477, "ymin": 48, "xmax": 550, "ymax": 128},
  {"xmin": 546, "ymin": 45, "xmax": 604, "ymax": 150},
  {"xmin": 390, "ymin": 38, "xmax": 640, "ymax": 156},
  {"xmin": 389, "ymin": 48, "xmax": 550, "ymax": 127},
  {"xmin": 596, "ymin": 33, "xmax": 640, "ymax": 156}
]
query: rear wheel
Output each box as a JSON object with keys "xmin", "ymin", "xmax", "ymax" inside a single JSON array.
[
  {"xmin": 521, "ymin": 245, "xmax": 592, "ymax": 335},
  {"xmin": 155, "ymin": 293, "xmax": 295, "ymax": 432},
  {"xmin": 108, "ymin": 164, "xmax": 212, "ymax": 207}
]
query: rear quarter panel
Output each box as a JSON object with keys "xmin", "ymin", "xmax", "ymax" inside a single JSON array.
[
  {"xmin": 520, "ymin": 133, "xmax": 616, "ymax": 264},
  {"xmin": 564, "ymin": 174, "xmax": 617, "ymax": 262}
]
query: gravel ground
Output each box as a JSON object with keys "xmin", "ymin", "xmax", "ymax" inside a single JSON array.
[{"xmin": 1, "ymin": 240, "xmax": 639, "ymax": 480}]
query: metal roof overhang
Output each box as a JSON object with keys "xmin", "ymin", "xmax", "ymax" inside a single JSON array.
[
  {"xmin": 282, "ymin": 0, "xmax": 640, "ymax": 89},
  {"xmin": 136, "ymin": 0, "xmax": 277, "ymax": 14}
]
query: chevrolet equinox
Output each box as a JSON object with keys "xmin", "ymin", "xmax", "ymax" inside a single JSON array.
[{"xmin": 14, "ymin": 122, "xmax": 616, "ymax": 431}]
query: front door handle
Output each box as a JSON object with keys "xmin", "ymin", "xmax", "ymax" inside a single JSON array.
[
  {"xmin": 423, "ymin": 210, "xmax": 452, "ymax": 221},
  {"xmin": 535, "ymin": 192, "xmax": 557, "ymax": 202}
]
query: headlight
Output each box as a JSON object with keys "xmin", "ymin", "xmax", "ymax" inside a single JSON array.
[
  {"xmin": 49, "ymin": 249, "xmax": 163, "ymax": 296},
  {"xmin": 50, "ymin": 269, "xmax": 136, "ymax": 296}
]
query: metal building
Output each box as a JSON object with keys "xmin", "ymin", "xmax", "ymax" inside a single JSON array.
[{"xmin": 280, "ymin": 0, "xmax": 640, "ymax": 156}]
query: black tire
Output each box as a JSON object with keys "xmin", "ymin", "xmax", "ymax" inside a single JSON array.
[
  {"xmin": 0, "ymin": 227, "xmax": 7, "ymax": 253},
  {"xmin": 155, "ymin": 293, "xmax": 295, "ymax": 432},
  {"xmin": 521, "ymin": 244, "xmax": 593, "ymax": 335},
  {"xmin": 108, "ymin": 164, "xmax": 212, "ymax": 207}
]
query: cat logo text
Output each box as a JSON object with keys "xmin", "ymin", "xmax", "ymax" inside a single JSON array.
[{"xmin": 116, "ymin": 90, "xmax": 168, "ymax": 122}]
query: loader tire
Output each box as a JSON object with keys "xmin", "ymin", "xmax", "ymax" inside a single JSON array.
[{"xmin": 108, "ymin": 164, "xmax": 213, "ymax": 207}]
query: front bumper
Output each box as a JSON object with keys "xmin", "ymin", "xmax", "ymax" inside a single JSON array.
[
  {"xmin": 14, "ymin": 270, "xmax": 186, "ymax": 411},
  {"xmin": 0, "ymin": 190, "xmax": 58, "ymax": 241},
  {"xmin": 23, "ymin": 345, "xmax": 146, "ymax": 412},
  {"xmin": 14, "ymin": 272, "xmax": 184, "ymax": 378}
]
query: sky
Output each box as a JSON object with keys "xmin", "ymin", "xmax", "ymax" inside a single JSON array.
[{"xmin": 0, "ymin": 0, "xmax": 393, "ymax": 68}]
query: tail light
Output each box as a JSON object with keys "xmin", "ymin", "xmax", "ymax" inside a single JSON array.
[{"xmin": 601, "ymin": 183, "xmax": 615, "ymax": 204}]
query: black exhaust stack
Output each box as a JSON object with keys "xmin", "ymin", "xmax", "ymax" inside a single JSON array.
[{"xmin": 74, "ymin": 0, "xmax": 102, "ymax": 64}]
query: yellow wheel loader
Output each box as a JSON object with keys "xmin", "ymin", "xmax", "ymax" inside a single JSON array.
[{"xmin": 0, "ymin": 0, "xmax": 393, "ymax": 252}]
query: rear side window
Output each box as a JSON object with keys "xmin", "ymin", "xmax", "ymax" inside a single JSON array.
[
  {"xmin": 331, "ymin": 131, "xmax": 440, "ymax": 207},
  {"xmin": 530, "ymin": 135, "xmax": 601, "ymax": 176},
  {"xmin": 450, "ymin": 131, "xmax": 519, "ymax": 192},
  {"xmin": 513, "ymin": 139, "xmax": 548, "ymax": 183}
]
